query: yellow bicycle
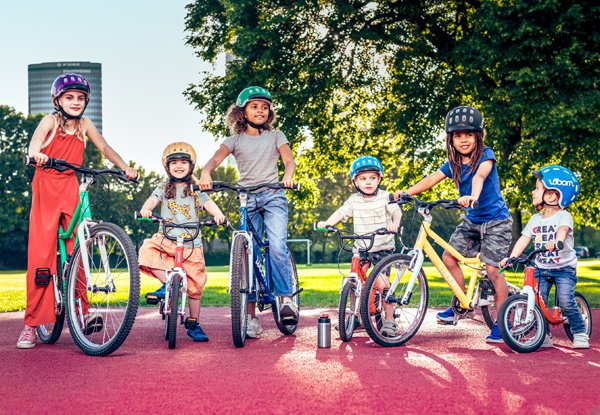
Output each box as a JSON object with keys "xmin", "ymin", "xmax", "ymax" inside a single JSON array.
[{"xmin": 359, "ymin": 194, "xmax": 519, "ymax": 347}]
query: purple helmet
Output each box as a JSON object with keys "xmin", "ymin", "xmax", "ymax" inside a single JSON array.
[{"xmin": 51, "ymin": 73, "xmax": 91, "ymax": 104}]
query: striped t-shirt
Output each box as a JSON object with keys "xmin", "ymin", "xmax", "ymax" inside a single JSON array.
[{"xmin": 335, "ymin": 189, "xmax": 400, "ymax": 252}]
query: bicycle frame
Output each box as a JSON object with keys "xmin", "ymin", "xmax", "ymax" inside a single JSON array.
[
  {"xmin": 518, "ymin": 266, "xmax": 565, "ymax": 326},
  {"xmin": 399, "ymin": 206, "xmax": 483, "ymax": 310}
]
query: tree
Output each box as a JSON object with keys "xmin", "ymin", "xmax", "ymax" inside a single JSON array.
[{"xmin": 184, "ymin": 0, "xmax": 600, "ymax": 239}]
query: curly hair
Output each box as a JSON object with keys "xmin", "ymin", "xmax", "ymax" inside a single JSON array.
[
  {"xmin": 225, "ymin": 103, "xmax": 277, "ymax": 135},
  {"xmin": 445, "ymin": 130, "xmax": 485, "ymax": 188}
]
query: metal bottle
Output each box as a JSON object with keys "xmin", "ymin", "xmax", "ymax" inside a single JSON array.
[{"xmin": 317, "ymin": 314, "xmax": 331, "ymax": 348}]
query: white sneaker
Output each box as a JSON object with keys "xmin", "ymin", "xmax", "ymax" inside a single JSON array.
[
  {"xmin": 279, "ymin": 298, "xmax": 298, "ymax": 321},
  {"xmin": 541, "ymin": 334, "xmax": 553, "ymax": 348},
  {"xmin": 572, "ymin": 332, "xmax": 590, "ymax": 349},
  {"xmin": 246, "ymin": 317, "xmax": 263, "ymax": 338},
  {"xmin": 380, "ymin": 320, "xmax": 398, "ymax": 337}
]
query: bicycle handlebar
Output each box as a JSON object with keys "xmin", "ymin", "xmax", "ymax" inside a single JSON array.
[
  {"xmin": 190, "ymin": 181, "xmax": 300, "ymax": 193},
  {"xmin": 500, "ymin": 241, "xmax": 565, "ymax": 272},
  {"xmin": 134, "ymin": 211, "xmax": 229, "ymax": 242},
  {"xmin": 389, "ymin": 193, "xmax": 478, "ymax": 210},
  {"xmin": 24, "ymin": 155, "xmax": 139, "ymax": 183},
  {"xmin": 314, "ymin": 224, "xmax": 395, "ymax": 253}
]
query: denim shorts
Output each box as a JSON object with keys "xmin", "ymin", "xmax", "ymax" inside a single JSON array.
[{"xmin": 448, "ymin": 215, "xmax": 512, "ymax": 267}]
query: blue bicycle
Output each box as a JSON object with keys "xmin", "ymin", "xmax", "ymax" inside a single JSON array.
[{"xmin": 193, "ymin": 181, "xmax": 301, "ymax": 347}]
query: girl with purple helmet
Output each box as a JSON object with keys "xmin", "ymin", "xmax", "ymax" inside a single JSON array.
[{"xmin": 17, "ymin": 73, "xmax": 138, "ymax": 349}]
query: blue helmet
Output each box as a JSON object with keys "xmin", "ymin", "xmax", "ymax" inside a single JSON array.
[
  {"xmin": 533, "ymin": 165, "xmax": 580, "ymax": 208},
  {"xmin": 350, "ymin": 156, "xmax": 384, "ymax": 180}
]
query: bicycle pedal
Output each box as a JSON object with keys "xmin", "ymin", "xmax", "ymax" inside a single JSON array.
[
  {"xmin": 184, "ymin": 317, "xmax": 197, "ymax": 329},
  {"xmin": 145, "ymin": 293, "xmax": 160, "ymax": 305},
  {"xmin": 34, "ymin": 268, "xmax": 52, "ymax": 286}
]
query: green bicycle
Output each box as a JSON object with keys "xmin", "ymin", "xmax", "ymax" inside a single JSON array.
[{"xmin": 26, "ymin": 156, "xmax": 140, "ymax": 356}]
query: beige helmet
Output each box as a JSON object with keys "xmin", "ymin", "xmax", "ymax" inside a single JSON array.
[{"xmin": 162, "ymin": 142, "xmax": 197, "ymax": 175}]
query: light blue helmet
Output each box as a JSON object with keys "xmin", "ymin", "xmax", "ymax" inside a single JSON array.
[
  {"xmin": 533, "ymin": 165, "xmax": 580, "ymax": 208},
  {"xmin": 350, "ymin": 156, "xmax": 384, "ymax": 180}
]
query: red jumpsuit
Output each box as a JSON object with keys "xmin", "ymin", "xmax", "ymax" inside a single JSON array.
[{"xmin": 25, "ymin": 117, "xmax": 85, "ymax": 326}]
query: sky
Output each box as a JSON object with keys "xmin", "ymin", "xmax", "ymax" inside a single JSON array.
[{"xmin": 0, "ymin": 0, "xmax": 223, "ymax": 174}]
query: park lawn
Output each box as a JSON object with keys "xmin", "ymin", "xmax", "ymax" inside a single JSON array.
[{"xmin": 2, "ymin": 260, "xmax": 600, "ymax": 312}]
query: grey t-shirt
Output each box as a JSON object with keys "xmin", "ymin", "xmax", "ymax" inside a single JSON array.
[
  {"xmin": 151, "ymin": 182, "xmax": 211, "ymax": 247},
  {"xmin": 522, "ymin": 209, "xmax": 577, "ymax": 269},
  {"xmin": 222, "ymin": 130, "xmax": 289, "ymax": 189}
]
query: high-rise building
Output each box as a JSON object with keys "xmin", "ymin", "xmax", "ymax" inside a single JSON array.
[{"xmin": 28, "ymin": 61, "xmax": 103, "ymax": 132}]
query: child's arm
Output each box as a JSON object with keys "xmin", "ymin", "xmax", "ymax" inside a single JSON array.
[
  {"xmin": 458, "ymin": 160, "xmax": 493, "ymax": 207},
  {"xmin": 27, "ymin": 115, "xmax": 55, "ymax": 165},
  {"xmin": 84, "ymin": 119, "xmax": 138, "ymax": 179},
  {"xmin": 199, "ymin": 145, "xmax": 231, "ymax": 189},
  {"xmin": 279, "ymin": 144, "xmax": 296, "ymax": 187},
  {"xmin": 139, "ymin": 196, "xmax": 159, "ymax": 218},
  {"xmin": 394, "ymin": 170, "xmax": 446, "ymax": 199},
  {"xmin": 316, "ymin": 210, "xmax": 345, "ymax": 229},
  {"xmin": 546, "ymin": 225, "xmax": 569, "ymax": 251},
  {"xmin": 388, "ymin": 208, "xmax": 402, "ymax": 233},
  {"xmin": 202, "ymin": 200, "xmax": 226, "ymax": 225},
  {"xmin": 500, "ymin": 235, "xmax": 531, "ymax": 267}
]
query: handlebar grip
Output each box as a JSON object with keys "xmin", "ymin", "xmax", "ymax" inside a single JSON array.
[
  {"xmin": 556, "ymin": 240, "xmax": 564, "ymax": 251},
  {"xmin": 134, "ymin": 211, "xmax": 154, "ymax": 222},
  {"xmin": 190, "ymin": 184, "xmax": 201, "ymax": 192},
  {"xmin": 23, "ymin": 155, "xmax": 35, "ymax": 166},
  {"xmin": 470, "ymin": 200, "xmax": 479, "ymax": 210}
]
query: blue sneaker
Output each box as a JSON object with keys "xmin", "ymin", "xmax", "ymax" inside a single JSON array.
[
  {"xmin": 145, "ymin": 283, "xmax": 166, "ymax": 304},
  {"xmin": 187, "ymin": 323, "xmax": 209, "ymax": 342},
  {"xmin": 486, "ymin": 322, "xmax": 503, "ymax": 343},
  {"xmin": 437, "ymin": 306, "xmax": 475, "ymax": 323}
]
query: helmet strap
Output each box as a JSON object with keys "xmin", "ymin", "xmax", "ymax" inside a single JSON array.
[
  {"xmin": 170, "ymin": 174, "xmax": 192, "ymax": 183},
  {"xmin": 537, "ymin": 190, "xmax": 559, "ymax": 210},
  {"xmin": 56, "ymin": 100, "xmax": 88, "ymax": 120},
  {"xmin": 353, "ymin": 181, "xmax": 380, "ymax": 197},
  {"xmin": 245, "ymin": 118, "xmax": 266, "ymax": 134}
]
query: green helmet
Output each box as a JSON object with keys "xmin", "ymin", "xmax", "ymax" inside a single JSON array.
[{"xmin": 236, "ymin": 86, "xmax": 273, "ymax": 109}]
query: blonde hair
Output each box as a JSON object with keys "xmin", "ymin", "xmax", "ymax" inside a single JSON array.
[
  {"xmin": 225, "ymin": 103, "xmax": 277, "ymax": 135},
  {"xmin": 52, "ymin": 111, "xmax": 86, "ymax": 142}
]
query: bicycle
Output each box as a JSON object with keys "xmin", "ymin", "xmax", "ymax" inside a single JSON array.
[
  {"xmin": 315, "ymin": 225, "xmax": 395, "ymax": 342},
  {"xmin": 359, "ymin": 194, "xmax": 519, "ymax": 347},
  {"xmin": 25, "ymin": 156, "xmax": 140, "ymax": 356},
  {"xmin": 497, "ymin": 242, "xmax": 593, "ymax": 353},
  {"xmin": 135, "ymin": 213, "xmax": 225, "ymax": 349},
  {"xmin": 192, "ymin": 181, "xmax": 301, "ymax": 348}
]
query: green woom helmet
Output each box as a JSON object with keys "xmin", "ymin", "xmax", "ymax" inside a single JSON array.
[{"xmin": 236, "ymin": 86, "xmax": 273, "ymax": 109}]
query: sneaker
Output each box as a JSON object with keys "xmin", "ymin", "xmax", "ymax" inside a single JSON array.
[
  {"xmin": 146, "ymin": 283, "xmax": 166, "ymax": 300},
  {"xmin": 246, "ymin": 317, "xmax": 263, "ymax": 338},
  {"xmin": 380, "ymin": 320, "xmax": 398, "ymax": 337},
  {"xmin": 17, "ymin": 326, "xmax": 37, "ymax": 349},
  {"xmin": 437, "ymin": 306, "xmax": 475, "ymax": 323},
  {"xmin": 279, "ymin": 298, "xmax": 299, "ymax": 321},
  {"xmin": 187, "ymin": 323, "xmax": 209, "ymax": 342},
  {"xmin": 84, "ymin": 312, "xmax": 104, "ymax": 335},
  {"xmin": 572, "ymin": 332, "xmax": 590, "ymax": 349},
  {"xmin": 541, "ymin": 333, "xmax": 554, "ymax": 348},
  {"xmin": 486, "ymin": 323, "xmax": 504, "ymax": 343}
]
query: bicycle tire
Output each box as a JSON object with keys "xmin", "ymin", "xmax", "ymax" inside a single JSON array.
[
  {"xmin": 481, "ymin": 283, "xmax": 520, "ymax": 329},
  {"xmin": 338, "ymin": 282, "xmax": 358, "ymax": 342},
  {"xmin": 37, "ymin": 243, "xmax": 66, "ymax": 344},
  {"xmin": 497, "ymin": 294, "xmax": 546, "ymax": 353},
  {"xmin": 65, "ymin": 222, "xmax": 140, "ymax": 356},
  {"xmin": 231, "ymin": 234, "xmax": 250, "ymax": 348},
  {"xmin": 563, "ymin": 292, "xmax": 593, "ymax": 341},
  {"xmin": 167, "ymin": 274, "xmax": 181, "ymax": 349},
  {"xmin": 274, "ymin": 248, "xmax": 300, "ymax": 335},
  {"xmin": 360, "ymin": 253, "xmax": 428, "ymax": 347}
]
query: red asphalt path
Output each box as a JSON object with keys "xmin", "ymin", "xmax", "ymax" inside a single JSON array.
[{"xmin": 2, "ymin": 308, "xmax": 599, "ymax": 415}]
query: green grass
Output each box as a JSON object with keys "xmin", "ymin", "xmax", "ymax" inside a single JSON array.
[{"xmin": 2, "ymin": 260, "xmax": 600, "ymax": 312}]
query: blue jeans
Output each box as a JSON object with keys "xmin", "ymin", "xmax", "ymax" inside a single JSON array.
[
  {"xmin": 535, "ymin": 267, "xmax": 586, "ymax": 334},
  {"xmin": 247, "ymin": 189, "xmax": 293, "ymax": 297}
]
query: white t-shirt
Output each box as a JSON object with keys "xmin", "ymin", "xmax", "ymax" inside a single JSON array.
[
  {"xmin": 335, "ymin": 189, "xmax": 400, "ymax": 252},
  {"xmin": 522, "ymin": 209, "xmax": 577, "ymax": 269}
]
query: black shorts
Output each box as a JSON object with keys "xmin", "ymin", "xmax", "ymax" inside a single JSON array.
[{"xmin": 359, "ymin": 249, "xmax": 395, "ymax": 267}]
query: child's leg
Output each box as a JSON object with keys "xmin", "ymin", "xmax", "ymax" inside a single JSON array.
[
  {"xmin": 188, "ymin": 297, "xmax": 201, "ymax": 320},
  {"xmin": 486, "ymin": 264, "xmax": 507, "ymax": 307},
  {"xmin": 555, "ymin": 268, "xmax": 587, "ymax": 334},
  {"xmin": 442, "ymin": 250, "xmax": 466, "ymax": 291}
]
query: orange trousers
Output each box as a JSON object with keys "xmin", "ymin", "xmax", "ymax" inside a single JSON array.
[{"xmin": 25, "ymin": 172, "xmax": 84, "ymax": 326}]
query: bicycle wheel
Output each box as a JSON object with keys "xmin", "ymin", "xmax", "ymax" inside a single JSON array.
[
  {"xmin": 65, "ymin": 222, "xmax": 140, "ymax": 356},
  {"xmin": 360, "ymin": 254, "xmax": 428, "ymax": 347},
  {"xmin": 37, "ymin": 242, "xmax": 65, "ymax": 344},
  {"xmin": 563, "ymin": 292, "xmax": 593, "ymax": 341},
  {"xmin": 231, "ymin": 234, "xmax": 250, "ymax": 348},
  {"xmin": 497, "ymin": 294, "xmax": 546, "ymax": 353},
  {"xmin": 166, "ymin": 274, "xmax": 181, "ymax": 349},
  {"xmin": 338, "ymin": 282, "xmax": 359, "ymax": 342},
  {"xmin": 274, "ymin": 249, "xmax": 300, "ymax": 335},
  {"xmin": 481, "ymin": 282, "xmax": 520, "ymax": 329}
]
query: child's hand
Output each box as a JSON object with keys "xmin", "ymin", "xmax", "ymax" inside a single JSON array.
[
  {"xmin": 198, "ymin": 173, "xmax": 212, "ymax": 190},
  {"xmin": 393, "ymin": 190, "xmax": 408, "ymax": 200},
  {"xmin": 545, "ymin": 241, "xmax": 557, "ymax": 251},
  {"xmin": 124, "ymin": 167, "xmax": 138, "ymax": 180},
  {"xmin": 32, "ymin": 152, "xmax": 49, "ymax": 166},
  {"xmin": 213, "ymin": 214, "xmax": 226, "ymax": 225},
  {"xmin": 281, "ymin": 177, "xmax": 294, "ymax": 188},
  {"xmin": 499, "ymin": 257, "xmax": 510, "ymax": 268},
  {"xmin": 387, "ymin": 224, "xmax": 399, "ymax": 233},
  {"xmin": 316, "ymin": 221, "xmax": 329, "ymax": 229},
  {"xmin": 140, "ymin": 209, "xmax": 153, "ymax": 218},
  {"xmin": 457, "ymin": 195, "xmax": 476, "ymax": 207}
]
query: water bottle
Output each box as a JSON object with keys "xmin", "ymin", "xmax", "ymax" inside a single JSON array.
[{"xmin": 317, "ymin": 314, "xmax": 331, "ymax": 348}]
